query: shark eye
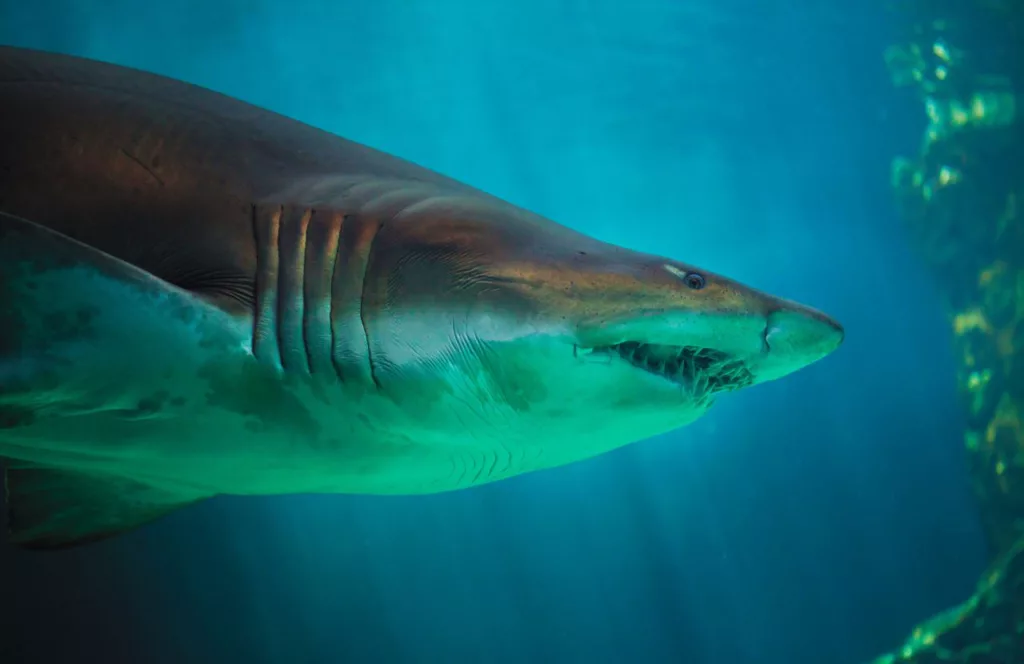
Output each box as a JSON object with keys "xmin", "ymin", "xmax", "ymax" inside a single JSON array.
[{"xmin": 684, "ymin": 272, "xmax": 706, "ymax": 290}]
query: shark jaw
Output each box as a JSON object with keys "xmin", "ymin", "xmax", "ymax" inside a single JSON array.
[{"xmin": 575, "ymin": 342, "xmax": 755, "ymax": 403}]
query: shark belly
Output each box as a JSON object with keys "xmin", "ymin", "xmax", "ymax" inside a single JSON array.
[{"xmin": 0, "ymin": 208, "xmax": 550, "ymax": 501}]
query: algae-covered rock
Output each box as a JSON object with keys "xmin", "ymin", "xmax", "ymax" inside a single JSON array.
[
  {"xmin": 874, "ymin": 538, "xmax": 1024, "ymax": 663},
  {"xmin": 875, "ymin": 2, "xmax": 1024, "ymax": 662}
]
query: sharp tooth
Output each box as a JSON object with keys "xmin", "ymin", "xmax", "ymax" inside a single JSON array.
[
  {"xmin": 576, "ymin": 346, "xmax": 613, "ymax": 365},
  {"xmin": 695, "ymin": 372, "xmax": 710, "ymax": 395}
]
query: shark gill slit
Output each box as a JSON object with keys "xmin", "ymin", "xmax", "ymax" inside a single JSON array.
[
  {"xmin": 276, "ymin": 206, "xmax": 312, "ymax": 375},
  {"xmin": 349, "ymin": 191, "xmax": 438, "ymax": 390},
  {"xmin": 327, "ymin": 213, "xmax": 348, "ymax": 384},
  {"xmin": 359, "ymin": 219, "xmax": 383, "ymax": 390},
  {"xmin": 304, "ymin": 210, "xmax": 343, "ymax": 378},
  {"xmin": 330, "ymin": 210, "xmax": 380, "ymax": 389},
  {"xmin": 252, "ymin": 204, "xmax": 283, "ymax": 371}
]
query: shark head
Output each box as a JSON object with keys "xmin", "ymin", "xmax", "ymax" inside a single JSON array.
[{"xmin": 361, "ymin": 197, "xmax": 844, "ymax": 467}]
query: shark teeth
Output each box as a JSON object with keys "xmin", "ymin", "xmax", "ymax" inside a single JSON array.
[
  {"xmin": 581, "ymin": 341, "xmax": 754, "ymax": 395},
  {"xmin": 573, "ymin": 345, "xmax": 613, "ymax": 364}
]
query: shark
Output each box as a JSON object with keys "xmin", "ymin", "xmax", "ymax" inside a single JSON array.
[{"xmin": 0, "ymin": 46, "xmax": 844, "ymax": 550}]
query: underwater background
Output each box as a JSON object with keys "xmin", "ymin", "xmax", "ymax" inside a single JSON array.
[{"xmin": 0, "ymin": 1, "xmax": 1003, "ymax": 663}]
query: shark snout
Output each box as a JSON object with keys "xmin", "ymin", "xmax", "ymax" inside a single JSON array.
[
  {"xmin": 754, "ymin": 303, "xmax": 844, "ymax": 383},
  {"xmin": 765, "ymin": 305, "xmax": 844, "ymax": 354}
]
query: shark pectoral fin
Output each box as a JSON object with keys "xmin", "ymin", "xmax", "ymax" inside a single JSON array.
[
  {"xmin": 0, "ymin": 211, "xmax": 249, "ymax": 417},
  {"xmin": 3, "ymin": 465, "xmax": 205, "ymax": 550}
]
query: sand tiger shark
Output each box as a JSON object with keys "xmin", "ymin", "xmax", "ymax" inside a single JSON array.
[{"xmin": 0, "ymin": 46, "xmax": 843, "ymax": 550}]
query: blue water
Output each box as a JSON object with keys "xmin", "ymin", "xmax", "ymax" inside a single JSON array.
[{"xmin": 0, "ymin": 2, "xmax": 990, "ymax": 663}]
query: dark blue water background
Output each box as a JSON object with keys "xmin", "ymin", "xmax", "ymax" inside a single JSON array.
[{"xmin": 0, "ymin": 2, "xmax": 989, "ymax": 663}]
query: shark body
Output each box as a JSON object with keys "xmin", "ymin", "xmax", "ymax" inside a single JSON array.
[{"xmin": 0, "ymin": 46, "xmax": 843, "ymax": 549}]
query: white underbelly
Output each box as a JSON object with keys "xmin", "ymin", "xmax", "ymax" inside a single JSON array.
[{"xmin": 0, "ymin": 387, "xmax": 556, "ymax": 497}]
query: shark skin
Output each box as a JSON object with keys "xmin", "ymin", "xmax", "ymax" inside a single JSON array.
[{"xmin": 0, "ymin": 46, "xmax": 844, "ymax": 550}]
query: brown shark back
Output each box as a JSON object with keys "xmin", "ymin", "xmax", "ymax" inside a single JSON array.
[{"xmin": 0, "ymin": 46, "xmax": 477, "ymax": 313}]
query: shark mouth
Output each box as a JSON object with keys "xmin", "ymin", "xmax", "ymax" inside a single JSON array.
[{"xmin": 584, "ymin": 341, "xmax": 754, "ymax": 396}]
